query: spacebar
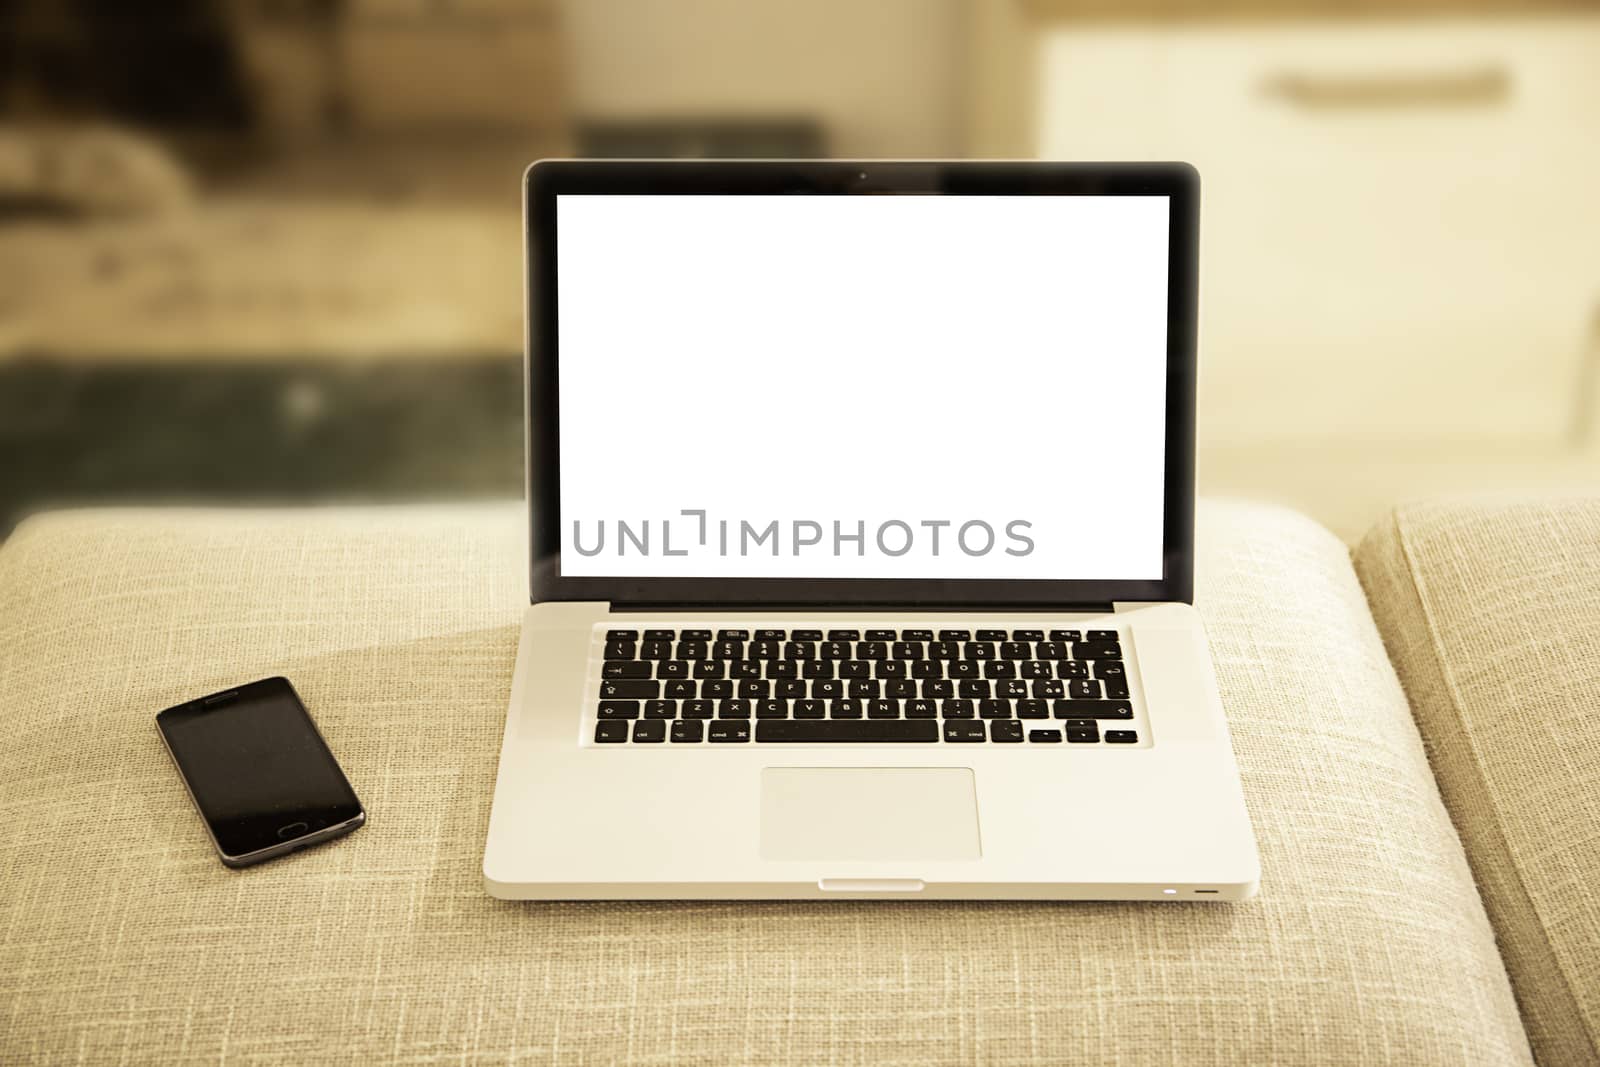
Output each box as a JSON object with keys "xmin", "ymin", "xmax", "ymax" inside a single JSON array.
[{"xmin": 757, "ymin": 721, "xmax": 939, "ymax": 743}]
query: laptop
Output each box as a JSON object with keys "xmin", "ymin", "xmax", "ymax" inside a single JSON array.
[{"xmin": 483, "ymin": 160, "xmax": 1260, "ymax": 901}]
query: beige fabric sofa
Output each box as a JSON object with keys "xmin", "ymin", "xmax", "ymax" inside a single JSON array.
[{"xmin": 0, "ymin": 497, "xmax": 1594, "ymax": 1064}]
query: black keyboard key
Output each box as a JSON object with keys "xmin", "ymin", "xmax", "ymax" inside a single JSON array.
[
  {"xmin": 999, "ymin": 642, "xmax": 1031, "ymax": 660},
  {"xmin": 1073, "ymin": 641, "xmax": 1122, "ymax": 661},
  {"xmin": 1105, "ymin": 730, "xmax": 1139, "ymax": 744},
  {"xmin": 820, "ymin": 641, "xmax": 852, "ymax": 659},
  {"xmin": 602, "ymin": 661, "xmax": 652, "ymax": 679},
  {"xmin": 643, "ymin": 629, "xmax": 674, "ymax": 641},
  {"xmin": 948, "ymin": 660, "xmax": 979, "ymax": 679},
  {"xmin": 991, "ymin": 720, "xmax": 1024, "ymax": 743},
  {"xmin": 748, "ymin": 641, "xmax": 780, "ymax": 660},
  {"xmin": 868, "ymin": 699, "xmax": 900, "ymax": 719},
  {"xmin": 711, "ymin": 640, "xmax": 743, "ymax": 659},
  {"xmin": 708, "ymin": 721, "xmax": 750, "ymax": 743},
  {"xmin": 1021, "ymin": 661, "xmax": 1053, "ymax": 679},
  {"xmin": 1049, "ymin": 630, "xmax": 1081, "ymax": 642},
  {"xmin": 632, "ymin": 720, "xmax": 666, "ymax": 743},
  {"xmin": 1011, "ymin": 629, "xmax": 1044, "ymax": 641},
  {"xmin": 658, "ymin": 660, "xmax": 689, "ymax": 679},
  {"xmin": 595, "ymin": 721, "xmax": 629, "ymax": 743},
  {"xmin": 1067, "ymin": 726, "xmax": 1099, "ymax": 743},
  {"xmin": 911, "ymin": 660, "xmax": 943, "ymax": 679},
  {"xmin": 604, "ymin": 640, "xmax": 637, "ymax": 660},
  {"xmin": 681, "ymin": 699, "xmax": 714, "ymax": 719},
  {"xmin": 1029, "ymin": 729, "xmax": 1063, "ymax": 743},
  {"xmin": 902, "ymin": 629, "xmax": 934, "ymax": 641},
  {"xmin": 976, "ymin": 629, "xmax": 1007, "ymax": 641},
  {"xmin": 997, "ymin": 679, "xmax": 1029, "ymax": 699},
  {"xmin": 1063, "ymin": 718, "xmax": 1101, "ymax": 730},
  {"xmin": 759, "ymin": 720, "xmax": 938, "ymax": 742},
  {"xmin": 827, "ymin": 629, "xmax": 860, "ymax": 641},
  {"xmin": 671, "ymin": 720, "xmax": 704, "ymax": 743},
  {"xmin": 865, "ymin": 629, "xmax": 897, "ymax": 640},
  {"xmin": 1052, "ymin": 700, "xmax": 1133, "ymax": 719},
  {"xmin": 754, "ymin": 628, "xmax": 786, "ymax": 641},
  {"xmin": 983, "ymin": 660, "xmax": 1016, "ymax": 679},
  {"xmin": 1034, "ymin": 641, "xmax": 1066, "ymax": 659},
  {"xmin": 644, "ymin": 700, "xmax": 677, "ymax": 719},
  {"xmin": 717, "ymin": 629, "xmax": 749, "ymax": 641},
  {"xmin": 1088, "ymin": 629, "xmax": 1118, "ymax": 642},
  {"xmin": 1033, "ymin": 680, "xmax": 1065, "ymax": 699},
  {"xmin": 922, "ymin": 680, "xmax": 955, "ymax": 698},
  {"xmin": 694, "ymin": 660, "xmax": 725, "ymax": 679},
  {"xmin": 891, "ymin": 642, "xmax": 923, "ymax": 660},
  {"xmin": 718, "ymin": 699, "xmax": 751, "ymax": 718},
  {"xmin": 1016, "ymin": 699, "xmax": 1049, "ymax": 719},
  {"xmin": 840, "ymin": 661, "xmax": 871, "ymax": 679},
  {"xmin": 738, "ymin": 680, "xmax": 769, "ymax": 698},
  {"xmin": 783, "ymin": 641, "xmax": 815, "ymax": 659},
  {"xmin": 877, "ymin": 660, "xmax": 907, "ymax": 679},
  {"xmin": 640, "ymin": 641, "xmax": 672, "ymax": 660},
  {"xmin": 939, "ymin": 629, "xmax": 971, "ymax": 641},
  {"xmin": 885, "ymin": 679, "xmax": 916, "ymax": 699},
  {"xmin": 1069, "ymin": 679, "xmax": 1102, "ymax": 699},
  {"xmin": 803, "ymin": 659, "xmax": 834, "ymax": 679},
  {"xmin": 958, "ymin": 679, "xmax": 990, "ymax": 698},
  {"xmin": 766, "ymin": 660, "xmax": 799, "ymax": 679},
  {"xmin": 814, "ymin": 679, "xmax": 844, "ymax": 699},
  {"xmin": 792, "ymin": 629, "xmax": 823, "ymax": 641},
  {"xmin": 979, "ymin": 699, "xmax": 1011, "ymax": 719},
  {"xmin": 775, "ymin": 679, "xmax": 806, "ymax": 699},
  {"xmin": 1104, "ymin": 677, "xmax": 1130, "ymax": 700},
  {"xmin": 965, "ymin": 643, "xmax": 995, "ymax": 660},
  {"xmin": 848, "ymin": 680, "xmax": 879, "ymax": 699},
  {"xmin": 756, "ymin": 699, "xmax": 789, "ymax": 719},
  {"xmin": 681, "ymin": 629, "xmax": 712, "ymax": 641},
  {"xmin": 729, "ymin": 660, "xmax": 762, "ymax": 679},
  {"xmin": 1095, "ymin": 661, "xmax": 1126, "ymax": 678},
  {"xmin": 1057, "ymin": 661, "xmax": 1088, "ymax": 679},
  {"xmin": 606, "ymin": 629, "xmax": 639, "ymax": 642},
  {"xmin": 702, "ymin": 680, "xmax": 734, "ymax": 699},
  {"xmin": 929, "ymin": 641, "xmax": 959, "ymax": 659},
  {"xmin": 941, "ymin": 699, "xmax": 975, "ymax": 719},
  {"xmin": 664, "ymin": 680, "xmax": 696, "ymax": 699},
  {"xmin": 794, "ymin": 698, "xmax": 826, "ymax": 719},
  {"xmin": 943, "ymin": 721, "xmax": 986, "ymax": 743},
  {"xmin": 856, "ymin": 641, "xmax": 888, "ymax": 660},
  {"xmin": 905, "ymin": 698, "xmax": 937, "ymax": 719},
  {"xmin": 828, "ymin": 699, "xmax": 863, "ymax": 719},
  {"xmin": 599, "ymin": 680, "xmax": 658, "ymax": 700}
]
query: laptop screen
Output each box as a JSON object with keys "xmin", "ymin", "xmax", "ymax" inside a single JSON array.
[{"xmin": 555, "ymin": 193, "xmax": 1169, "ymax": 582}]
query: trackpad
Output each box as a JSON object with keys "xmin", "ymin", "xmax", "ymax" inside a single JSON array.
[{"xmin": 760, "ymin": 767, "xmax": 981, "ymax": 861}]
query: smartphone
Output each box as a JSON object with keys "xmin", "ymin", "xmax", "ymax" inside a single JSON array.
[{"xmin": 156, "ymin": 677, "xmax": 365, "ymax": 868}]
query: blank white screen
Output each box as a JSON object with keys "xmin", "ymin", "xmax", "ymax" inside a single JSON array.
[{"xmin": 557, "ymin": 194, "xmax": 1169, "ymax": 580}]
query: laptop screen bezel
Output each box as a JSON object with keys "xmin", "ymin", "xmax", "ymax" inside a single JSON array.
[{"xmin": 525, "ymin": 160, "xmax": 1197, "ymax": 607}]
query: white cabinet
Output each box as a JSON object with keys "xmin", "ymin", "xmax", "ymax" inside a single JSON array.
[{"xmin": 1037, "ymin": 17, "xmax": 1600, "ymax": 447}]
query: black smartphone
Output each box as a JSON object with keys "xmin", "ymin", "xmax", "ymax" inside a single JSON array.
[{"xmin": 156, "ymin": 677, "xmax": 365, "ymax": 868}]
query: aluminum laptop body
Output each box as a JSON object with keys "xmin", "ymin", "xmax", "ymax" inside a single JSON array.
[{"xmin": 483, "ymin": 160, "xmax": 1260, "ymax": 901}]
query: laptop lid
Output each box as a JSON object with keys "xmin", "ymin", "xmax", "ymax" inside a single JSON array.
[{"xmin": 525, "ymin": 160, "xmax": 1197, "ymax": 609}]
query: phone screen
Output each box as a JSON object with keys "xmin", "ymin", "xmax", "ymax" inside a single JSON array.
[{"xmin": 157, "ymin": 678, "xmax": 362, "ymax": 862}]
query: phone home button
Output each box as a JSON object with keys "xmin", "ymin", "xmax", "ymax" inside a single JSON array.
[{"xmin": 277, "ymin": 821, "xmax": 309, "ymax": 839}]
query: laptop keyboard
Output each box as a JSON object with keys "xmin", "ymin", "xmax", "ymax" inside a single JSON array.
[{"xmin": 590, "ymin": 627, "xmax": 1139, "ymax": 745}]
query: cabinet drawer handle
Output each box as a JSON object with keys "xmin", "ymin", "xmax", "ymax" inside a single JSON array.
[{"xmin": 1260, "ymin": 65, "xmax": 1509, "ymax": 109}]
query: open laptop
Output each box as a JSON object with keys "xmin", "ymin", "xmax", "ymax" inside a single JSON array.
[{"xmin": 483, "ymin": 160, "xmax": 1260, "ymax": 901}]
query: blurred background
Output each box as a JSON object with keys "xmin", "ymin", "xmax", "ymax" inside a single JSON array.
[{"xmin": 1, "ymin": 0, "xmax": 1596, "ymax": 542}]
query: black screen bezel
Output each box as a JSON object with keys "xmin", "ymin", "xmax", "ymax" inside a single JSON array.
[
  {"xmin": 156, "ymin": 677, "xmax": 363, "ymax": 860},
  {"xmin": 526, "ymin": 160, "xmax": 1198, "ymax": 607}
]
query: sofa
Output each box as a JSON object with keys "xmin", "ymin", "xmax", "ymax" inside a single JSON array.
[{"xmin": 1, "ymin": 496, "xmax": 1595, "ymax": 1064}]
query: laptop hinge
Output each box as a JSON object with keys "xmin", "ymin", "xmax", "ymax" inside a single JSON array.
[{"xmin": 606, "ymin": 601, "xmax": 1118, "ymax": 613}]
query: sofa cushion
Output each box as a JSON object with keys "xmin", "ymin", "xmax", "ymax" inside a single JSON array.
[
  {"xmin": 0, "ymin": 501, "xmax": 1528, "ymax": 1064},
  {"xmin": 1356, "ymin": 495, "xmax": 1600, "ymax": 1066}
]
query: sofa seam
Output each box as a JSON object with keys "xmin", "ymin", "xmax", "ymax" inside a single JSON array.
[{"xmin": 1391, "ymin": 507, "xmax": 1597, "ymax": 1063}]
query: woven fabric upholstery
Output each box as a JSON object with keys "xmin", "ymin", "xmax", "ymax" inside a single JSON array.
[
  {"xmin": 0, "ymin": 501, "xmax": 1527, "ymax": 1065},
  {"xmin": 1356, "ymin": 496, "xmax": 1600, "ymax": 1067}
]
